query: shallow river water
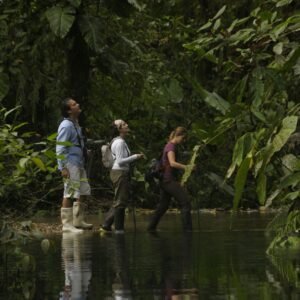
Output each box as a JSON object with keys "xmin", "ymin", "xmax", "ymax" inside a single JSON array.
[{"xmin": 1, "ymin": 211, "xmax": 299, "ymax": 299}]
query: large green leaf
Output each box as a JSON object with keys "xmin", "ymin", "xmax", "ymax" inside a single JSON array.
[
  {"xmin": 204, "ymin": 92, "xmax": 230, "ymax": 115},
  {"xmin": 254, "ymin": 116, "xmax": 298, "ymax": 205},
  {"xmin": 187, "ymin": 76, "xmax": 230, "ymax": 113},
  {"xmin": 256, "ymin": 173, "xmax": 267, "ymax": 205},
  {"xmin": 257, "ymin": 116, "xmax": 298, "ymax": 174},
  {"xmin": 281, "ymin": 154, "xmax": 300, "ymax": 174},
  {"xmin": 226, "ymin": 136, "xmax": 245, "ymax": 179},
  {"xmin": 46, "ymin": 6, "xmax": 75, "ymax": 38},
  {"xmin": 279, "ymin": 172, "xmax": 300, "ymax": 189},
  {"xmin": 271, "ymin": 116, "xmax": 298, "ymax": 158},
  {"xmin": 78, "ymin": 15, "xmax": 102, "ymax": 52},
  {"xmin": 226, "ymin": 133, "xmax": 254, "ymax": 179}
]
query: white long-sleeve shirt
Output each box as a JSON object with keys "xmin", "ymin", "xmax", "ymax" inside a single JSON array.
[{"xmin": 111, "ymin": 138, "xmax": 138, "ymax": 171}]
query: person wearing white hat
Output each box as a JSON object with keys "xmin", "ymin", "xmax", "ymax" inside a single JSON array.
[{"xmin": 100, "ymin": 119, "xmax": 144, "ymax": 233}]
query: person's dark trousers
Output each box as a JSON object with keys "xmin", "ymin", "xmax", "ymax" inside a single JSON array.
[
  {"xmin": 147, "ymin": 186, "xmax": 171, "ymax": 231},
  {"xmin": 103, "ymin": 170, "xmax": 129, "ymax": 230},
  {"xmin": 147, "ymin": 181, "xmax": 192, "ymax": 231},
  {"xmin": 102, "ymin": 207, "xmax": 115, "ymax": 229}
]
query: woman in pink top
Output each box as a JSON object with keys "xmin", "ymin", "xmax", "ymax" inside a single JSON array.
[{"xmin": 147, "ymin": 127, "xmax": 192, "ymax": 232}]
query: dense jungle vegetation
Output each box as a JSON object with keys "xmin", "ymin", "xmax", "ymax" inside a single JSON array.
[{"xmin": 0, "ymin": 0, "xmax": 299, "ymax": 248}]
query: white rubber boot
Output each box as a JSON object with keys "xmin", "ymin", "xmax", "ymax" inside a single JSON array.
[
  {"xmin": 73, "ymin": 202, "xmax": 93, "ymax": 229},
  {"xmin": 61, "ymin": 208, "xmax": 83, "ymax": 233}
]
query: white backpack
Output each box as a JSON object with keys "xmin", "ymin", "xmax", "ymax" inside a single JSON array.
[{"xmin": 101, "ymin": 138, "xmax": 118, "ymax": 168}]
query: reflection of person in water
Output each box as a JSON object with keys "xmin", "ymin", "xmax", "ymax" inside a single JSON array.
[
  {"xmin": 59, "ymin": 232, "xmax": 92, "ymax": 300},
  {"xmin": 111, "ymin": 234, "xmax": 133, "ymax": 300},
  {"xmin": 148, "ymin": 232, "xmax": 198, "ymax": 299}
]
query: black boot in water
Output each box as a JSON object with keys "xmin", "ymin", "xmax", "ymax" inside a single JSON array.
[
  {"xmin": 147, "ymin": 211, "xmax": 164, "ymax": 232},
  {"xmin": 181, "ymin": 209, "xmax": 193, "ymax": 231},
  {"xmin": 114, "ymin": 208, "xmax": 125, "ymax": 233}
]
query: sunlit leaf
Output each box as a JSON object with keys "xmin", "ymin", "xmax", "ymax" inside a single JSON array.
[
  {"xmin": 19, "ymin": 157, "xmax": 30, "ymax": 169},
  {"xmin": 229, "ymin": 28, "xmax": 255, "ymax": 44},
  {"xmin": 212, "ymin": 5, "xmax": 226, "ymax": 21},
  {"xmin": 281, "ymin": 154, "xmax": 300, "ymax": 173},
  {"xmin": 204, "ymin": 92, "xmax": 230, "ymax": 115},
  {"xmin": 4, "ymin": 105, "xmax": 21, "ymax": 119},
  {"xmin": 213, "ymin": 19, "xmax": 221, "ymax": 31},
  {"xmin": 272, "ymin": 116, "xmax": 298, "ymax": 156},
  {"xmin": 270, "ymin": 21, "xmax": 288, "ymax": 40},
  {"xmin": 256, "ymin": 173, "xmax": 267, "ymax": 205},
  {"xmin": 197, "ymin": 21, "xmax": 212, "ymax": 32},
  {"xmin": 227, "ymin": 17, "xmax": 251, "ymax": 33},
  {"xmin": 12, "ymin": 122, "xmax": 28, "ymax": 131},
  {"xmin": 127, "ymin": 0, "xmax": 144, "ymax": 11},
  {"xmin": 275, "ymin": 0, "xmax": 293, "ymax": 7},
  {"xmin": 47, "ymin": 132, "xmax": 58, "ymax": 141},
  {"xmin": 31, "ymin": 157, "xmax": 46, "ymax": 171},
  {"xmin": 181, "ymin": 145, "xmax": 200, "ymax": 185},
  {"xmin": 257, "ymin": 116, "xmax": 298, "ymax": 174},
  {"xmin": 273, "ymin": 42, "xmax": 283, "ymax": 55}
]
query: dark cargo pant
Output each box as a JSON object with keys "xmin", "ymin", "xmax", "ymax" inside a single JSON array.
[
  {"xmin": 103, "ymin": 170, "xmax": 130, "ymax": 230},
  {"xmin": 147, "ymin": 180, "xmax": 192, "ymax": 231}
]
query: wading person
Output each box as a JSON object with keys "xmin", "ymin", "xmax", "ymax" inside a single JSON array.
[
  {"xmin": 147, "ymin": 127, "xmax": 193, "ymax": 232},
  {"xmin": 56, "ymin": 98, "xmax": 93, "ymax": 232},
  {"xmin": 100, "ymin": 119, "xmax": 144, "ymax": 234}
]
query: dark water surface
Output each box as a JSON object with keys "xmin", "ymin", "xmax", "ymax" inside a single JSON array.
[{"xmin": 1, "ymin": 212, "xmax": 300, "ymax": 299}]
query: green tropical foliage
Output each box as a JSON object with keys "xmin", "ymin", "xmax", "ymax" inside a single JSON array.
[
  {"xmin": 0, "ymin": 0, "xmax": 299, "ymax": 250},
  {"xmin": 0, "ymin": 107, "xmax": 59, "ymax": 214}
]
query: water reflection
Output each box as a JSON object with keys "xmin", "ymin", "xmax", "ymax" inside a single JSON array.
[
  {"xmin": 60, "ymin": 232, "xmax": 92, "ymax": 299},
  {"xmin": 147, "ymin": 232, "xmax": 198, "ymax": 299},
  {"xmin": 111, "ymin": 234, "xmax": 133, "ymax": 300},
  {"xmin": 268, "ymin": 251, "xmax": 300, "ymax": 291},
  {"xmin": 8, "ymin": 213, "xmax": 299, "ymax": 299}
]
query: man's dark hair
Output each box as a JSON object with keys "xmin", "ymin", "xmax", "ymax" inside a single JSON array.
[{"xmin": 61, "ymin": 98, "xmax": 72, "ymax": 118}]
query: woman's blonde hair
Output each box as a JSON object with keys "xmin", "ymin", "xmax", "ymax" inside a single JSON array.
[{"xmin": 169, "ymin": 126, "xmax": 187, "ymax": 141}]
